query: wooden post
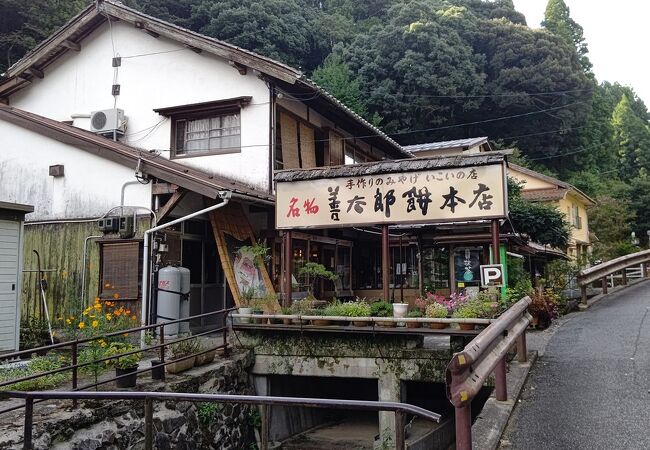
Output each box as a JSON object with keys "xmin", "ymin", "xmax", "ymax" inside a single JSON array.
[
  {"xmin": 491, "ymin": 219, "xmax": 500, "ymax": 265},
  {"xmin": 283, "ymin": 231, "xmax": 293, "ymax": 307},
  {"xmin": 382, "ymin": 225, "xmax": 390, "ymax": 301}
]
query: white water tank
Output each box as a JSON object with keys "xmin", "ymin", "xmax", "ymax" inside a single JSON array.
[
  {"xmin": 178, "ymin": 266, "xmax": 191, "ymax": 334},
  {"xmin": 157, "ymin": 265, "xmax": 181, "ymax": 337}
]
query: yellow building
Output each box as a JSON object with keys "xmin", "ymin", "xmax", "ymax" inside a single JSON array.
[{"xmin": 508, "ymin": 164, "xmax": 596, "ymax": 260}]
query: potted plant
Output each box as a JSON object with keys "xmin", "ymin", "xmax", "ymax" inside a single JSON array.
[
  {"xmin": 336, "ymin": 300, "xmax": 371, "ymax": 327},
  {"xmin": 237, "ymin": 287, "xmax": 256, "ymax": 324},
  {"xmin": 298, "ymin": 262, "xmax": 338, "ymax": 300},
  {"xmin": 452, "ymin": 300, "xmax": 495, "ymax": 330},
  {"xmin": 280, "ymin": 306, "xmax": 292, "ymax": 325},
  {"xmin": 425, "ymin": 303, "xmax": 449, "ymax": 329},
  {"xmin": 371, "ymin": 300, "xmax": 394, "ymax": 327},
  {"xmin": 143, "ymin": 332, "xmax": 164, "ymax": 380},
  {"xmin": 290, "ymin": 298, "xmax": 315, "ymax": 324},
  {"xmin": 406, "ymin": 309, "xmax": 423, "ymax": 328},
  {"xmin": 309, "ymin": 308, "xmax": 333, "ymax": 326},
  {"xmin": 166, "ymin": 338, "xmax": 199, "ymax": 374},
  {"xmin": 392, "ymin": 302, "xmax": 409, "ymax": 327},
  {"xmin": 105, "ymin": 342, "xmax": 141, "ymax": 388}
]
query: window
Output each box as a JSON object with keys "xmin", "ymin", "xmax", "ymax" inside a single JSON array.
[
  {"xmin": 344, "ymin": 143, "xmax": 371, "ymax": 165},
  {"xmin": 154, "ymin": 97, "xmax": 251, "ymax": 158},
  {"xmin": 276, "ymin": 111, "xmax": 316, "ymax": 169},
  {"xmin": 175, "ymin": 113, "xmax": 240, "ymax": 155}
]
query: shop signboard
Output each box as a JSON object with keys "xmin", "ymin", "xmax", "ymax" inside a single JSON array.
[{"xmin": 276, "ymin": 162, "xmax": 507, "ymax": 229}]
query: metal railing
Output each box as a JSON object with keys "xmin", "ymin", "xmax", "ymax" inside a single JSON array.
[
  {"xmin": 0, "ymin": 307, "xmax": 235, "ymax": 415},
  {"xmin": 0, "ymin": 390, "xmax": 441, "ymax": 450},
  {"xmin": 577, "ymin": 249, "xmax": 650, "ymax": 304},
  {"xmin": 445, "ymin": 296, "xmax": 531, "ymax": 450}
]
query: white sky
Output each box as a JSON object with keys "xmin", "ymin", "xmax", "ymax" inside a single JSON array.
[{"xmin": 512, "ymin": 0, "xmax": 650, "ymax": 106}]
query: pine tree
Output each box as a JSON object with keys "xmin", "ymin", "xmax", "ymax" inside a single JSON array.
[{"xmin": 542, "ymin": 0, "xmax": 591, "ymax": 73}]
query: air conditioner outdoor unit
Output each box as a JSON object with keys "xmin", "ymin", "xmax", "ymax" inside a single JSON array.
[{"xmin": 90, "ymin": 108, "xmax": 126, "ymax": 135}]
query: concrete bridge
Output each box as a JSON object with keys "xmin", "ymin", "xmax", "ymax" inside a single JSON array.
[{"xmin": 500, "ymin": 280, "xmax": 650, "ymax": 449}]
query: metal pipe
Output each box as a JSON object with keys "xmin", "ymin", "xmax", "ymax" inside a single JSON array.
[
  {"xmin": 140, "ymin": 191, "xmax": 231, "ymax": 343},
  {"xmin": 144, "ymin": 398, "xmax": 153, "ymax": 450},
  {"xmin": 382, "ymin": 225, "xmax": 390, "ymax": 301},
  {"xmin": 23, "ymin": 398, "xmax": 33, "ymax": 450},
  {"xmin": 120, "ymin": 180, "xmax": 141, "ymax": 211},
  {"xmin": 491, "ymin": 219, "xmax": 500, "ymax": 264},
  {"xmin": 494, "ymin": 356, "xmax": 507, "ymax": 401},
  {"xmin": 80, "ymin": 235, "xmax": 102, "ymax": 310},
  {"xmin": 283, "ymin": 231, "xmax": 292, "ymax": 307},
  {"xmin": 516, "ymin": 334, "xmax": 527, "ymax": 363},
  {"xmin": 455, "ymin": 405, "xmax": 472, "ymax": 450}
]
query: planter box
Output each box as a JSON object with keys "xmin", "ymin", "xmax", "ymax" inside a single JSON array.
[
  {"xmin": 195, "ymin": 350, "xmax": 216, "ymax": 366},
  {"xmin": 166, "ymin": 356, "xmax": 196, "ymax": 374}
]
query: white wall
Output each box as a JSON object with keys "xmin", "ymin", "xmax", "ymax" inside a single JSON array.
[
  {"xmin": 0, "ymin": 121, "xmax": 151, "ymax": 221},
  {"xmin": 10, "ymin": 21, "xmax": 271, "ymax": 191}
]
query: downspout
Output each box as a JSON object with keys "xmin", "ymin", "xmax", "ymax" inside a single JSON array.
[
  {"xmin": 268, "ymin": 83, "xmax": 276, "ymax": 194},
  {"xmin": 140, "ymin": 190, "xmax": 232, "ymax": 343}
]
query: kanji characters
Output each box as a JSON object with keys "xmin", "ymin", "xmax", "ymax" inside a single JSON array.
[
  {"xmin": 440, "ymin": 186, "xmax": 466, "ymax": 213},
  {"xmin": 374, "ymin": 188, "xmax": 396, "ymax": 218}
]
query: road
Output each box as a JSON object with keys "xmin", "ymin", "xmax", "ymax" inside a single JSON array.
[{"xmin": 500, "ymin": 281, "xmax": 650, "ymax": 450}]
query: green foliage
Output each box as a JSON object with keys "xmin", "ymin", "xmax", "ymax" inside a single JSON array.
[
  {"xmin": 508, "ymin": 177, "xmax": 571, "ymax": 247},
  {"xmin": 198, "ymin": 402, "xmax": 221, "ymax": 425},
  {"xmin": 0, "ymin": 355, "xmax": 70, "ymax": 391},
  {"xmin": 407, "ymin": 309, "xmax": 423, "ymax": 318},
  {"xmin": 424, "ymin": 303, "xmax": 448, "ymax": 318},
  {"xmin": 299, "ymin": 262, "xmax": 338, "ymax": 296},
  {"xmin": 313, "ymin": 53, "xmax": 368, "ymax": 117},
  {"xmin": 167, "ymin": 338, "xmax": 200, "ymax": 359},
  {"xmin": 452, "ymin": 299, "xmax": 496, "ymax": 319},
  {"xmin": 104, "ymin": 342, "xmax": 142, "ymax": 369},
  {"xmin": 289, "ymin": 297, "xmax": 317, "ymax": 314},
  {"xmin": 542, "ymin": 0, "xmax": 591, "ymax": 73},
  {"xmin": 370, "ymin": 300, "xmax": 393, "ymax": 318},
  {"xmin": 588, "ymin": 196, "xmax": 635, "ymax": 259},
  {"xmin": 19, "ymin": 317, "xmax": 50, "ymax": 350},
  {"xmin": 325, "ymin": 300, "xmax": 372, "ymax": 317}
]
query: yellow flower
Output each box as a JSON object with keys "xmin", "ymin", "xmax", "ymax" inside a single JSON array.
[
  {"xmin": 66, "ymin": 319, "xmax": 72, "ymax": 325},
  {"xmin": 94, "ymin": 303, "xmax": 102, "ymax": 311},
  {"xmin": 91, "ymin": 320, "xmax": 99, "ymax": 328},
  {"xmin": 105, "ymin": 313, "xmax": 112, "ymax": 321},
  {"xmin": 113, "ymin": 293, "xmax": 120, "ymax": 299},
  {"xmin": 78, "ymin": 322, "xmax": 86, "ymax": 329},
  {"xmin": 131, "ymin": 315, "xmax": 137, "ymax": 321},
  {"xmin": 123, "ymin": 333, "xmax": 129, "ymax": 337},
  {"xmin": 99, "ymin": 339, "xmax": 107, "ymax": 348},
  {"xmin": 125, "ymin": 310, "xmax": 131, "ymax": 315}
]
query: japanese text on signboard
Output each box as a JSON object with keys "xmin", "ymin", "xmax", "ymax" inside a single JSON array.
[{"xmin": 276, "ymin": 163, "xmax": 506, "ymax": 229}]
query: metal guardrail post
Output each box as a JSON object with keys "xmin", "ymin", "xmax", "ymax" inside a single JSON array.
[
  {"xmin": 395, "ymin": 409, "xmax": 406, "ymax": 450},
  {"xmin": 601, "ymin": 277, "xmax": 608, "ymax": 294},
  {"xmin": 71, "ymin": 341, "xmax": 78, "ymax": 409},
  {"xmin": 23, "ymin": 398, "xmax": 33, "ymax": 450},
  {"xmin": 581, "ymin": 286, "xmax": 588, "ymax": 305},
  {"xmin": 516, "ymin": 334, "xmax": 527, "ymax": 363},
  {"xmin": 621, "ymin": 269, "xmax": 627, "ymax": 286},
  {"xmin": 159, "ymin": 324, "xmax": 165, "ymax": 382},
  {"xmin": 260, "ymin": 404, "xmax": 269, "ymax": 450},
  {"xmin": 222, "ymin": 311, "xmax": 229, "ymax": 356},
  {"xmin": 144, "ymin": 397, "xmax": 153, "ymax": 450},
  {"xmin": 455, "ymin": 405, "xmax": 472, "ymax": 450},
  {"xmin": 494, "ymin": 357, "xmax": 507, "ymax": 401}
]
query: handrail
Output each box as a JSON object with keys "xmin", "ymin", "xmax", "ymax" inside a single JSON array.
[
  {"xmin": 577, "ymin": 249, "xmax": 650, "ymax": 286},
  {"xmin": 577, "ymin": 249, "xmax": 650, "ymax": 305},
  {"xmin": 445, "ymin": 297, "xmax": 531, "ymax": 450},
  {"xmin": 2, "ymin": 390, "xmax": 441, "ymax": 450}
]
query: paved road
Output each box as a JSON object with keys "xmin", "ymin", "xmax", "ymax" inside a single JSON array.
[{"xmin": 500, "ymin": 281, "xmax": 650, "ymax": 450}]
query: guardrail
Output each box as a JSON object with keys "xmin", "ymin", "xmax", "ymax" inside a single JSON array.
[
  {"xmin": 1, "ymin": 390, "xmax": 441, "ymax": 450},
  {"xmin": 577, "ymin": 249, "xmax": 650, "ymax": 304},
  {"xmin": 445, "ymin": 296, "xmax": 531, "ymax": 450},
  {"xmin": 0, "ymin": 307, "xmax": 235, "ymax": 415}
]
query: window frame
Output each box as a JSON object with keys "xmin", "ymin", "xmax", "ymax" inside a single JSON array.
[{"xmin": 154, "ymin": 97, "xmax": 251, "ymax": 159}]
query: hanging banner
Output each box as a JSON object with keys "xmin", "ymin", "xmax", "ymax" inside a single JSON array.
[{"xmin": 276, "ymin": 163, "xmax": 507, "ymax": 229}]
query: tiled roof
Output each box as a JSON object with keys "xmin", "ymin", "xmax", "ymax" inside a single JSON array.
[
  {"xmin": 404, "ymin": 137, "xmax": 489, "ymax": 153},
  {"xmin": 275, "ymin": 153, "xmax": 505, "ymax": 182},
  {"xmin": 521, "ymin": 188, "xmax": 568, "ymax": 202}
]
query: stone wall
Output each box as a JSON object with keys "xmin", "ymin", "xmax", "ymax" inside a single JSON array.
[{"xmin": 0, "ymin": 350, "xmax": 256, "ymax": 450}]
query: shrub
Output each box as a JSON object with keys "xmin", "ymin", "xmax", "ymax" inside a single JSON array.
[
  {"xmin": 370, "ymin": 301, "xmax": 393, "ymax": 317},
  {"xmin": 331, "ymin": 301, "xmax": 372, "ymax": 317},
  {"xmin": 168, "ymin": 338, "xmax": 200, "ymax": 360},
  {"xmin": 407, "ymin": 309, "xmax": 423, "ymax": 318},
  {"xmin": 105, "ymin": 342, "xmax": 142, "ymax": 369},
  {"xmin": 290, "ymin": 298, "xmax": 317, "ymax": 314},
  {"xmin": 0, "ymin": 355, "xmax": 70, "ymax": 391},
  {"xmin": 425, "ymin": 303, "xmax": 448, "ymax": 318}
]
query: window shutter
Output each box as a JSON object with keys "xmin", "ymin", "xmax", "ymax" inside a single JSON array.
[{"xmin": 100, "ymin": 242, "xmax": 141, "ymax": 300}]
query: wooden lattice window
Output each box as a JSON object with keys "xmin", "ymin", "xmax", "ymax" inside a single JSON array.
[{"xmin": 99, "ymin": 242, "xmax": 142, "ymax": 300}]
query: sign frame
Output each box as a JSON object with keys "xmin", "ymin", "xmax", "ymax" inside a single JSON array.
[{"xmin": 479, "ymin": 264, "xmax": 504, "ymax": 288}]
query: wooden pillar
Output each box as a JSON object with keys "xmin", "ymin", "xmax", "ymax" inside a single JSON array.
[
  {"xmin": 283, "ymin": 231, "xmax": 292, "ymax": 307},
  {"xmin": 382, "ymin": 225, "xmax": 390, "ymax": 301},
  {"xmin": 491, "ymin": 219, "xmax": 500, "ymax": 265}
]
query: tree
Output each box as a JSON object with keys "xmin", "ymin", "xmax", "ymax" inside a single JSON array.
[
  {"xmin": 312, "ymin": 53, "xmax": 368, "ymax": 117},
  {"xmin": 542, "ymin": 0, "xmax": 591, "ymax": 73},
  {"xmin": 508, "ymin": 178, "xmax": 571, "ymax": 248},
  {"xmin": 611, "ymin": 94, "xmax": 650, "ymax": 178},
  {"xmin": 588, "ymin": 196, "xmax": 636, "ymax": 259}
]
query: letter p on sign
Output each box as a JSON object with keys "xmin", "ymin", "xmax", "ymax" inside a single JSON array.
[{"xmin": 480, "ymin": 264, "xmax": 503, "ymax": 287}]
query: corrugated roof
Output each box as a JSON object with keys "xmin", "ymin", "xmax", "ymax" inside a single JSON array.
[
  {"xmin": 404, "ymin": 137, "xmax": 489, "ymax": 154},
  {"xmin": 0, "ymin": 0, "xmax": 407, "ymax": 158},
  {"xmin": 0, "ymin": 104, "xmax": 274, "ymax": 204},
  {"xmin": 521, "ymin": 188, "xmax": 568, "ymax": 202},
  {"xmin": 275, "ymin": 154, "xmax": 505, "ymax": 182}
]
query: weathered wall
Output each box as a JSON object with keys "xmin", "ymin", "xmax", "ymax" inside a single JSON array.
[
  {"xmin": 0, "ymin": 351, "xmax": 256, "ymax": 450},
  {"xmin": 0, "ymin": 121, "xmax": 152, "ymax": 222},
  {"xmin": 9, "ymin": 21, "xmax": 271, "ymax": 191},
  {"xmin": 21, "ymin": 218, "xmax": 150, "ymax": 322}
]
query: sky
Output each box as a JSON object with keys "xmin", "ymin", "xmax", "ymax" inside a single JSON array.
[{"xmin": 512, "ymin": 0, "xmax": 650, "ymax": 106}]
